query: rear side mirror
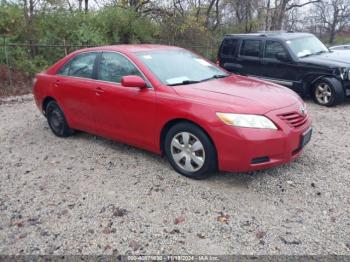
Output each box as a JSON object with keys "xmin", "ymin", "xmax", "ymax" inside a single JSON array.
[
  {"xmin": 121, "ymin": 75, "xmax": 147, "ymax": 88},
  {"xmin": 276, "ymin": 52, "xmax": 290, "ymax": 62}
]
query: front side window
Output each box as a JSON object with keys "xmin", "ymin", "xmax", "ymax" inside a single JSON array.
[
  {"xmin": 136, "ymin": 49, "xmax": 228, "ymax": 86},
  {"xmin": 98, "ymin": 52, "xmax": 142, "ymax": 83},
  {"xmin": 240, "ymin": 40, "xmax": 261, "ymax": 58},
  {"xmin": 265, "ymin": 41, "xmax": 288, "ymax": 59},
  {"xmin": 58, "ymin": 52, "xmax": 98, "ymax": 79}
]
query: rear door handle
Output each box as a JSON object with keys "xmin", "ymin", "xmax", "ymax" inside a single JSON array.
[{"xmin": 95, "ymin": 87, "xmax": 105, "ymax": 95}]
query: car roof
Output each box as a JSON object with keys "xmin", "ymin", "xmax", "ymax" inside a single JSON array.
[
  {"xmin": 224, "ymin": 32, "xmax": 314, "ymax": 41},
  {"xmin": 72, "ymin": 44, "xmax": 182, "ymax": 54}
]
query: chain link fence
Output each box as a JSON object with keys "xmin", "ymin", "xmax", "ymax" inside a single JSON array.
[
  {"xmin": 0, "ymin": 37, "xmax": 220, "ymax": 96},
  {"xmin": 0, "ymin": 38, "xmax": 98, "ymax": 95}
]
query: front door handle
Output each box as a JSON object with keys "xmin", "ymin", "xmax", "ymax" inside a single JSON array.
[
  {"xmin": 54, "ymin": 79, "xmax": 60, "ymax": 87},
  {"xmin": 95, "ymin": 87, "xmax": 104, "ymax": 95}
]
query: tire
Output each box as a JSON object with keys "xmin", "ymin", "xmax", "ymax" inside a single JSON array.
[
  {"xmin": 164, "ymin": 122, "xmax": 217, "ymax": 179},
  {"xmin": 46, "ymin": 100, "xmax": 73, "ymax": 137},
  {"xmin": 312, "ymin": 77, "xmax": 345, "ymax": 106}
]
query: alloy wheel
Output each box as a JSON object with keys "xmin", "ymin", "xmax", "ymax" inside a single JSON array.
[
  {"xmin": 315, "ymin": 83, "xmax": 332, "ymax": 105},
  {"xmin": 170, "ymin": 132, "xmax": 206, "ymax": 172}
]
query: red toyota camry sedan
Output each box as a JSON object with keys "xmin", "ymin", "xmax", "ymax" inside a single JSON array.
[{"xmin": 33, "ymin": 45, "xmax": 312, "ymax": 179}]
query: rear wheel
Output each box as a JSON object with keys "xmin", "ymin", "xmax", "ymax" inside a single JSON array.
[
  {"xmin": 164, "ymin": 122, "xmax": 217, "ymax": 179},
  {"xmin": 312, "ymin": 77, "xmax": 345, "ymax": 106},
  {"xmin": 46, "ymin": 100, "xmax": 73, "ymax": 137}
]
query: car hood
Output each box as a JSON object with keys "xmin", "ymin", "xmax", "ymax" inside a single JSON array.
[
  {"xmin": 172, "ymin": 75, "xmax": 301, "ymax": 114},
  {"xmin": 300, "ymin": 51, "xmax": 350, "ymax": 68}
]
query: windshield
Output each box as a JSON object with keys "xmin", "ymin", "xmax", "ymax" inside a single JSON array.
[
  {"xmin": 136, "ymin": 49, "xmax": 228, "ymax": 85},
  {"xmin": 287, "ymin": 36, "xmax": 329, "ymax": 58}
]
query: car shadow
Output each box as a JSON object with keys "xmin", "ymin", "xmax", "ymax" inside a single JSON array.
[
  {"xmin": 72, "ymin": 130, "xmax": 168, "ymax": 163},
  {"xmin": 304, "ymin": 96, "xmax": 350, "ymax": 107},
  {"xmin": 339, "ymin": 96, "xmax": 350, "ymax": 106},
  {"xmin": 71, "ymin": 130, "xmax": 291, "ymax": 190},
  {"xmin": 206, "ymin": 167, "xmax": 282, "ymax": 185}
]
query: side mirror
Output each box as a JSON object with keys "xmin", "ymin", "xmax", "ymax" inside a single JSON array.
[
  {"xmin": 121, "ymin": 75, "xmax": 147, "ymax": 89},
  {"xmin": 275, "ymin": 52, "xmax": 290, "ymax": 62}
]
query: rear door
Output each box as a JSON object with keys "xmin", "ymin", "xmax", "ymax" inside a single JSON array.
[
  {"xmin": 236, "ymin": 38, "xmax": 263, "ymax": 76},
  {"xmin": 55, "ymin": 52, "xmax": 99, "ymax": 133},
  {"xmin": 219, "ymin": 38, "xmax": 240, "ymax": 72}
]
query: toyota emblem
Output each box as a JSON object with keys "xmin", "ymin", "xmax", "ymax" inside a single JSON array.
[{"xmin": 300, "ymin": 105, "xmax": 307, "ymax": 116}]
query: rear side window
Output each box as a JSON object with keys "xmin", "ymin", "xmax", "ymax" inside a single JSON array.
[
  {"xmin": 58, "ymin": 52, "xmax": 98, "ymax": 79},
  {"xmin": 240, "ymin": 40, "xmax": 261, "ymax": 58},
  {"xmin": 265, "ymin": 41, "xmax": 287, "ymax": 59},
  {"xmin": 221, "ymin": 38, "xmax": 239, "ymax": 56}
]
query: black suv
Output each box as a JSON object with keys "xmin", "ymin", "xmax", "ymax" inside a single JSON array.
[{"xmin": 217, "ymin": 32, "xmax": 350, "ymax": 106}]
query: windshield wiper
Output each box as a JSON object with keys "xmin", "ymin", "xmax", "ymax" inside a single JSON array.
[
  {"xmin": 300, "ymin": 50, "xmax": 329, "ymax": 58},
  {"xmin": 200, "ymin": 74, "xmax": 230, "ymax": 82},
  {"xmin": 314, "ymin": 50, "xmax": 329, "ymax": 55},
  {"xmin": 299, "ymin": 53, "xmax": 314, "ymax": 58},
  {"xmin": 168, "ymin": 80, "xmax": 200, "ymax": 86},
  {"xmin": 168, "ymin": 74, "xmax": 230, "ymax": 86},
  {"xmin": 212, "ymin": 74, "xmax": 230, "ymax": 79}
]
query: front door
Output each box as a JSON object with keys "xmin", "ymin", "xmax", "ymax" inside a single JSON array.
[
  {"xmin": 93, "ymin": 51, "xmax": 156, "ymax": 150},
  {"xmin": 261, "ymin": 40, "xmax": 298, "ymax": 89}
]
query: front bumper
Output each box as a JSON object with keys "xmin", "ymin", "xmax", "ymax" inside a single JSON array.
[
  {"xmin": 343, "ymin": 81, "xmax": 350, "ymax": 95},
  {"xmin": 212, "ymin": 103, "xmax": 312, "ymax": 173}
]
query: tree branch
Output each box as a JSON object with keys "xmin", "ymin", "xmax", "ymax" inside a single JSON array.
[{"xmin": 286, "ymin": 0, "xmax": 321, "ymax": 11}]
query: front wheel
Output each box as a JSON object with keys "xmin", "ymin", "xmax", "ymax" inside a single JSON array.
[
  {"xmin": 164, "ymin": 122, "xmax": 217, "ymax": 179},
  {"xmin": 312, "ymin": 77, "xmax": 345, "ymax": 106}
]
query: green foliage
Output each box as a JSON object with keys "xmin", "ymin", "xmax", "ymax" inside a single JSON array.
[
  {"xmin": 93, "ymin": 7, "xmax": 159, "ymax": 44},
  {"xmin": 0, "ymin": 4, "xmax": 24, "ymax": 36},
  {"xmin": 37, "ymin": 11, "xmax": 106, "ymax": 45},
  {"xmin": 16, "ymin": 55, "xmax": 49, "ymax": 76},
  {"xmin": 0, "ymin": 3, "xmax": 160, "ymax": 78},
  {"xmin": 333, "ymin": 35, "xmax": 350, "ymax": 45}
]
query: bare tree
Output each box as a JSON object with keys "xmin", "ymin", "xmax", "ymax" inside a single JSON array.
[
  {"xmin": 84, "ymin": 0, "xmax": 88, "ymax": 12},
  {"xmin": 23, "ymin": 0, "xmax": 40, "ymax": 57},
  {"xmin": 311, "ymin": 0, "xmax": 350, "ymax": 43},
  {"xmin": 266, "ymin": 0, "xmax": 321, "ymax": 30}
]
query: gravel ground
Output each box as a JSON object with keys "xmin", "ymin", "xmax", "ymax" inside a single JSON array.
[{"xmin": 0, "ymin": 94, "xmax": 349, "ymax": 255}]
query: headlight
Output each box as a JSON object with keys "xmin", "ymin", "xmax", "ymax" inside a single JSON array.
[{"xmin": 216, "ymin": 113, "xmax": 277, "ymax": 130}]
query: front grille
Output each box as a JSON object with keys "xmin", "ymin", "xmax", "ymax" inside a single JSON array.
[{"xmin": 279, "ymin": 112, "xmax": 308, "ymax": 128}]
